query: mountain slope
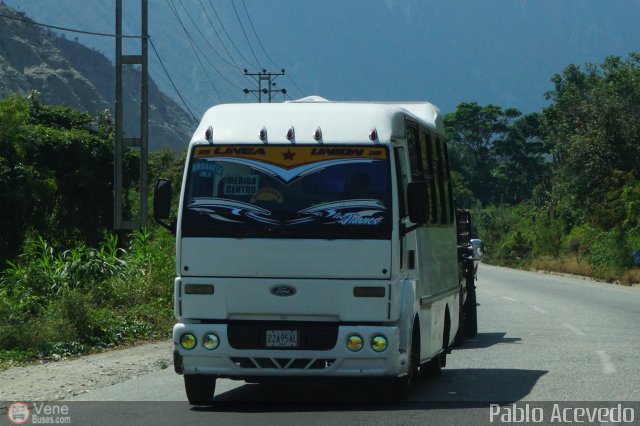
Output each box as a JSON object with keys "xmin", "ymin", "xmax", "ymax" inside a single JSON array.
[
  {"xmin": 3, "ymin": 0, "xmax": 640, "ymax": 116},
  {"xmin": 0, "ymin": 3, "xmax": 195, "ymax": 151}
]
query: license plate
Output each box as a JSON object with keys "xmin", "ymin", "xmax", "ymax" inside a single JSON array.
[{"xmin": 266, "ymin": 330, "xmax": 299, "ymax": 348}]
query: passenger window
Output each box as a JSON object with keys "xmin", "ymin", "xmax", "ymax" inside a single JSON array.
[
  {"xmin": 435, "ymin": 138, "xmax": 447, "ymax": 224},
  {"xmin": 422, "ymin": 131, "xmax": 438, "ymax": 226},
  {"xmin": 406, "ymin": 126, "xmax": 423, "ymax": 181},
  {"xmin": 442, "ymin": 143, "xmax": 455, "ymax": 223},
  {"xmin": 428, "ymin": 135, "xmax": 441, "ymax": 225}
]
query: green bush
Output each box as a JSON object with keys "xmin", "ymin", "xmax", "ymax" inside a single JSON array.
[{"xmin": 581, "ymin": 226, "xmax": 633, "ymax": 280}]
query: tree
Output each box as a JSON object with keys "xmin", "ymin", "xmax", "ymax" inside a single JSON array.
[
  {"xmin": 492, "ymin": 113, "xmax": 547, "ymax": 203},
  {"xmin": 0, "ymin": 95, "xmax": 116, "ymax": 264},
  {"xmin": 542, "ymin": 53, "xmax": 640, "ymax": 226},
  {"xmin": 445, "ymin": 102, "xmax": 547, "ymax": 206},
  {"xmin": 0, "ymin": 96, "xmax": 35, "ymax": 261}
]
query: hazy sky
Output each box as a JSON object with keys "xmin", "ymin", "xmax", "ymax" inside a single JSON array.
[{"xmin": 5, "ymin": 0, "xmax": 640, "ymax": 116}]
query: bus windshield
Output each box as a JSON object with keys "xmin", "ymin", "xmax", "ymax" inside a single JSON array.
[{"xmin": 182, "ymin": 145, "xmax": 392, "ymax": 239}]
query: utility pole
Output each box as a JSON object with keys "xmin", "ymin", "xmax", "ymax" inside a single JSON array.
[
  {"xmin": 243, "ymin": 69, "xmax": 287, "ymax": 102},
  {"xmin": 114, "ymin": 0, "xmax": 148, "ymax": 230}
]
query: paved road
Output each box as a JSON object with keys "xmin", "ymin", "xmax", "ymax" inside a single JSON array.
[{"xmin": 60, "ymin": 265, "xmax": 640, "ymax": 425}]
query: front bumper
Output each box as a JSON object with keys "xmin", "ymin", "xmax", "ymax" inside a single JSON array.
[{"xmin": 173, "ymin": 322, "xmax": 405, "ymax": 378}]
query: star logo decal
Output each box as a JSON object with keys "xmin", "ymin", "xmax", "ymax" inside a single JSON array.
[{"xmin": 282, "ymin": 149, "xmax": 295, "ymax": 161}]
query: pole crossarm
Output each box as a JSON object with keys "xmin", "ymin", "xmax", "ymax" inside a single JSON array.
[{"xmin": 243, "ymin": 69, "xmax": 287, "ymax": 103}]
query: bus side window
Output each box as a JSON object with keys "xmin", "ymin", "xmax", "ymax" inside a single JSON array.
[
  {"xmin": 435, "ymin": 137, "xmax": 448, "ymax": 225},
  {"xmin": 406, "ymin": 126, "xmax": 423, "ymax": 181},
  {"xmin": 442, "ymin": 142, "xmax": 455, "ymax": 224},
  {"xmin": 427, "ymin": 133, "xmax": 441, "ymax": 225},
  {"xmin": 420, "ymin": 130, "xmax": 438, "ymax": 224}
]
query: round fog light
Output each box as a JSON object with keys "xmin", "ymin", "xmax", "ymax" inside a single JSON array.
[
  {"xmin": 180, "ymin": 333, "xmax": 197, "ymax": 350},
  {"xmin": 203, "ymin": 333, "xmax": 219, "ymax": 350},
  {"xmin": 371, "ymin": 335, "xmax": 388, "ymax": 352},
  {"xmin": 346, "ymin": 334, "xmax": 363, "ymax": 352}
]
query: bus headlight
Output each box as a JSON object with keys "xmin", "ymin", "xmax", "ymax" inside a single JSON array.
[
  {"xmin": 371, "ymin": 335, "xmax": 388, "ymax": 352},
  {"xmin": 203, "ymin": 333, "xmax": 220, "ymax": 350},
  {"xmin": 180, "ymin": 333, "xmax": 197, "ymax": 350},
  {"xmin": 346, "ymin": 334, "xmax": 363, "ymax": 352}
]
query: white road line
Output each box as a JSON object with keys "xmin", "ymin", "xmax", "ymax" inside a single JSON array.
[
  {"xmin": 595, "ymin": 350, "xmax": 617, "ymax": 374},
  {"xmin": 480, "ymin": 289, "xmax": 493, "ymax": 294},
  {"xmin": 502, "ymin": 296, "xmax": 517, "ymax": 302},
  {"xmin": 563, "ymin": 323, "xmax": 586, "ymax": 336},
  {"xmin": 532, "ymin": 306, "xmax": 547, "ymax": 314}
]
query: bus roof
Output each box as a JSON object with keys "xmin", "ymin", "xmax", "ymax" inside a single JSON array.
[{"xmin": 191, "ymin": 96, "xmax": 444, "ymax": 145}]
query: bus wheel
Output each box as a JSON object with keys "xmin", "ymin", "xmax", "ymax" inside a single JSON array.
[
  {"xmin": 454, "ymin": 289, "xmax": 465, "ymax": 346},
  {"xmin": 184, "ymin": 374, "xmax": 217, "ymax": 405},
  {"xmin": 423, "ymin": 352, "xmax": 443, "ymax": 378},
  {"xmin": 393, "ymin": 322, "xmax": 419, "ymax": 396},
  {"xmin": 463, "ymin": 274, "xmax": 478, "ymax": 338}
]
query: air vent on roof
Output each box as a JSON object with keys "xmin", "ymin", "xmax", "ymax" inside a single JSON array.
[{"xmin": 286, "ymin": 96, "xmax": 329, "ymax": 103}]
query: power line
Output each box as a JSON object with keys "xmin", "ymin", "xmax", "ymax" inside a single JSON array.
[
  {"xmin": 0, "ymin": 11, "xmax": 141, "ymax": 38},
  {"xmin": 167, "ymin": 0, "xmax": 243, "ymax": 92},
  {"xmin": 197, "ymin": 0, "xmax": 240, "ymax": 69},
  {"xmin": 149, "ymin": 38, "xmax": 198, "ymax": 122},
  {"xmin": 240, "ymin": 0, "xmax": 280, "ymax": 70},
  {"xmin": 206, "ymin": 0, "xmax": 255, "ymax": 68},
  {"xmin": 230, "ymin": 0, "xmax": 262, "ymax": 69},
  {"xmin": 175, "ymin": 0, "xmax": 238, "ymax": 70},
  {"xmin": 285, "ymin": 75, "xmax": 307, "ymax": 98},
  {"xmin": 238, "ymin": 1, "xmax": 306, "ymax": 98},
  {"xmin": 167, "ymin": 1, "xmax": 222, "ymax": 101}
]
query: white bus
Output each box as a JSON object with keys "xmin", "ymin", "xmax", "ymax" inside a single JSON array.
[{"xmin": 154, "ymin": 96, "xmax": 478, "ymax": 404}]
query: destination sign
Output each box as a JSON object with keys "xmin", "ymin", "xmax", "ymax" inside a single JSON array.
[{"xmin": 193, "ymin": 145, "xmax": 388, "ymax": 169}]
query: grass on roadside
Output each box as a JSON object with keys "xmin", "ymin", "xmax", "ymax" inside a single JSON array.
[
  {"xmin": 517, "ymin": 255, "xmax": 639, "ymax": 285},
  {"xmin": 0, "ymin": 228, "xmax": 175, "ymax": 370}
]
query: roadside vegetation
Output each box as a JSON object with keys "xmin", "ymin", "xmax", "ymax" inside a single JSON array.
[
  {"xmin": 447, "ymin": 53, "xmax": 640, "ymax": 284},
  {"xmin": 0, "ymin": 94, "xmax": 183, "ymax": 368},
  {"xmin": 1, "ymin": 52, "xmax": 639, "ymax": 368},
  {"xmin": 0, "ymin": 230, "xmax": 175, "ymax": 368}
]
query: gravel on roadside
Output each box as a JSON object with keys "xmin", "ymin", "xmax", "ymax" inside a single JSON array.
[{"xmin": 0, "ymin": 340, "xmax": 173, "ymax": 402}]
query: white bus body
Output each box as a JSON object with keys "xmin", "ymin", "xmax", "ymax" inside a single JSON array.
[{"xmin": 157, "ymin": 97, "xmax": 475, "ymax": 403}]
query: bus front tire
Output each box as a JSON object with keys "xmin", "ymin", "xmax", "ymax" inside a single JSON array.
[
  {"xmin": 184, "ymin": 374, "xmax": 217, "ymax": 405},
  {"xmin": 393, "ymin": 323, "xmax": 420, "ymax": 396}
]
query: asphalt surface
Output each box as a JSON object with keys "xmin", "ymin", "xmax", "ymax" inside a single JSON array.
[{"xmin": 11, "ymin": 265, "xmax": 640, "ymax": 425}]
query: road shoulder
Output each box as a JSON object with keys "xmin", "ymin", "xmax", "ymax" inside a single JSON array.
[{"xmin": 0, "ymin": 340, "xmax": 172, "ymax": 401}]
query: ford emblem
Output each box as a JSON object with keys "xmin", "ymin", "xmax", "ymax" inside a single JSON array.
[{"xmin": 270, "ymin": 285, "xmax": 297, "ymax": 297}]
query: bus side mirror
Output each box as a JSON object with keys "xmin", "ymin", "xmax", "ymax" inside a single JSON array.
[
  {"xmin": 471, "ymin": 239, "xmax": 484, "ymax": 260},
  {"xmin": 407, "ymin": 181, "xmax": 429, "ymax": 225},
  {"xmin": 154, "ymin": 179, "xmax": 175, "ymax": 232}
]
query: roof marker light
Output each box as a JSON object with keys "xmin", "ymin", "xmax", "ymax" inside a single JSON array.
[
  {"xmin": 259, "ymin": 126, "xmax": 268, "ymax": 142},
  {"xmin": 313, "ymin": 127, "xmax": 322, "ymax": 141},
  {"xmin": 286, "ymin": 126, "xmax": 295, "ymax": 141},
  {"xmin": 369, "ymin": 128, "xmax": 378, "ymax": 141},
  {"xmin": 205, "ymin": 125, "xmax": 213, "ymax": 141}
]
